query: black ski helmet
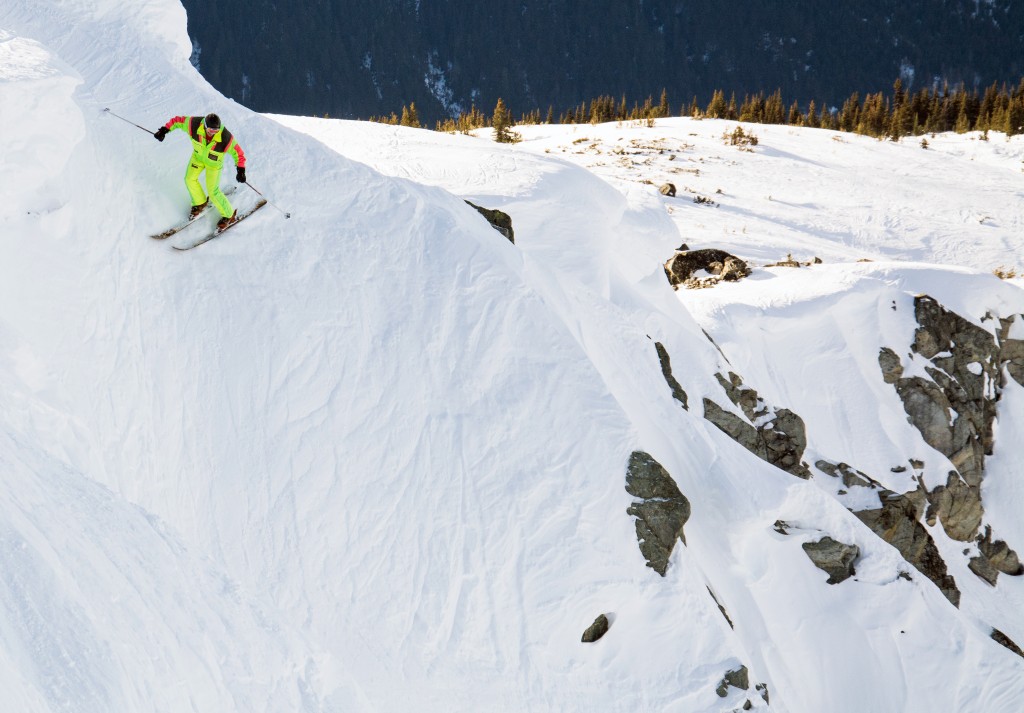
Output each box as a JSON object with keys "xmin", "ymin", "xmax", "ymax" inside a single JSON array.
[{"xmin": 203, "ymin": 113, "xmax": 222, "ymax": 131}]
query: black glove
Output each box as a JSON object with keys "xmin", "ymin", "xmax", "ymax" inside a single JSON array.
[
  {"xmin": 236, "ymin": 167, "xmax": 246, "ymax": 183},
  {"xmin": 154, "ymin": 126, "xmax": 169, "ymax": 142}
]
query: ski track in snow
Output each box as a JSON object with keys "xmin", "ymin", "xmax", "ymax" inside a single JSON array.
[{"xmin": 2, "ymin": 0, "xmax": 1024, "ymax": 711}]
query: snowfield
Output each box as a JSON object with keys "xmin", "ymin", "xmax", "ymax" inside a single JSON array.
[{"xmin": 2, "ymin": 1, "xmax": 1023, "ymax": 712}]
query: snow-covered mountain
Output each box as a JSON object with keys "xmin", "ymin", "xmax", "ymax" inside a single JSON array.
[{"xmin": 2, "ymin": 1, "xmax": 1023, "ymax": 712}]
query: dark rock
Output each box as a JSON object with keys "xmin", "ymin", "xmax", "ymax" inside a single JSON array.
[
  {"xmin": 969, "ymin": 555, "xmax": 999, "ymax": 586},
  {"xmin": 878, "ymin": 347, "xmax": 904, "ymax": 384},
  {"xmin": 802, "ymin": 537, "xmax": 859, "ymax": 584},
  {"xmin": 998, "ymin": 316, "xmax": 1024, "ymax": 387},
  {"xmin": 625, "ymin": 451, "xmax": 691, "ymax": 576},
  {"xmin": 880, "ymin": 296, "xmax": 1020, "ymax": 568},
  {"xmin": 465, "ymin": 200, "xmax": 514, "ymax": 243},
  {"xmin": 663, "ymin": 249, "xmax": 750, "ymax": 288},
  {"xmin": 716, "ymin": 666, "xmax": 750, "ymax": 697},
  {"xmin": 707, "ymin": 587, "xmax": 734, "ymax": 629},
  {"xmin": 581, "ymin": 614, "xmax": 610, "ymax": 643},
  {"xmin": 977, "ymin": 525, "xmax": 1024, "ymax": 576},
  {"xmin": 654, "ymin": 342, "xmax": 688, "ymax": 410},
  {"xmin": 926, "ymin": 473, "xmax": 983, "ymax": 542},
  {"xmin": 901, "ymin": 295, "xmax": 998, "ymax": 488},
  {"xmin": 720, "ymin": 256, "xmax": 751, "ymax": 281},
  {"xmin": 704, "ymin": 372, "xmax": 811, "ymax": 479},
  {"xmin": 816, "ymin": 460, "xmax": 880, "ymax": 489},
  {"xmin": 855, "ymin": 488, "xmax": 961, "ymax": 606},
  {"xmin": 756, "ymin": 683, "xmax": 769, "ymax": 705},
  {"xmin": 992, "ymin": 628, "xmax": 1024, "ymax": 659}
]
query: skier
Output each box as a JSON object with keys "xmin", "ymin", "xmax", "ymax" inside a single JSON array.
[{"xmin": 154, "ymin": 113, "xmax": 247, "ymax": 230}]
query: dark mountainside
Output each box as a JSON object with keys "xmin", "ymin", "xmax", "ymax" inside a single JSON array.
[{"xmin": 183, "ymin": 0, "xmax": 1024, "ymax": 122}]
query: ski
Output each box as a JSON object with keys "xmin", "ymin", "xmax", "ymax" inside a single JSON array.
[
  {"xmin": 172, "ymin": 199, "xmax": 267, "ymax": 251},
  {"xmin": 149, "ymin": 187, "xmax": 237, "ymax": 239}
]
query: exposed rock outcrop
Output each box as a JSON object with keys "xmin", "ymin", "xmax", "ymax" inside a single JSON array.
[
  {"xmin": 812, "ymin": 458, "xmax": 962, "ymax": 604},
  {"xmin": 998, "ymin": 316, "xmax": 1024, "ymax": 387},
  {"xmin": 854, "ymin": 488, "xmax": 961, "ymax": 606},
  {"xmin": 978, "ymin": 526, "xmax": 1024, "ymax": 575},
  {"xmin": 465, "ymin": 200, "xmax": 514, "ymax": 243},
  {"xmin": 896, "ymin": 295, "xmax": 998, "ymax": 489},
  {"xmin": 878, "ymin": 347, "xmax": 904, "ymax": 384},
  {"xmin": 992, "ymin": 628, "xmax": 1024, "ymax": 659},
  {"xmin": 815, "ymin": 459, "xmax": 882, "ymax": 490},
  {"xmin": 970, "ymin": 526, "xmax": 1024, "ymax": 586},
  {"xmin": 663, "ymin": 248, "xmax": 751, "ymax": 289},
  {"xmin": 715, "ymin": 666, "xmax": 750, "ymax": 697},
  {"xmin": 707, "ymin": 587, "xmax": 734, "ymax": 629},
  {"xmin": 654, "ymin": 341, "xmax": 689, "ymax": 410},
  {"xmin": 625, "ymin": 451, "xmax": 691, "ymax": 576},
  {"xmin": 926, "ymin": 472, "xmax": 983, "ymax": 542},
  {"xmin": 764, "ymin": 253, "xmax": 822, "ymax": 268},
  {"xmin": 581, "ymin": 614, "xmax": 610, "ymax": 643},
  {"xmin": 802, "ymin": 537, "xmax": 859, "ymax": 584},
  {"xmin": 704, "ymin": 372, "xmax": 811, "ymax": 478},
  {"xmin": 879, "ymin": 298, "xmax": 1022, "ymax": 588}
]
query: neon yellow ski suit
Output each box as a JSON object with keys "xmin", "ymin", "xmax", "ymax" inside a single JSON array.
[{"xmin": 161, "ymin": 115, "xmax": 247, "ymax": 218}]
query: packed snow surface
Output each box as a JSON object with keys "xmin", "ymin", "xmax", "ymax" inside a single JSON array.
[{"xmin": 2, "ymin": 1, "xmax": 1024, "ymax": 711}]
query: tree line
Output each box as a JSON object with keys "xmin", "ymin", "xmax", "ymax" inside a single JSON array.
[{"xmin": 369, "ymin": 78, "xmax": 1024, "ymax": 142}]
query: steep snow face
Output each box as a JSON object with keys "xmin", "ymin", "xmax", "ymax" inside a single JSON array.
[
  {"xmin": 3, "ymin": 2, "xmax": 1024, "ymax": 713},
  {"xmin": 271, "ymin": 115, "xmax": 1024, "ymax": 710}
]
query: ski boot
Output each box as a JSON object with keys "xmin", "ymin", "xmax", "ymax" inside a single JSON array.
[
  {"xmin": 216, "ymin": 210, "xmax": 238, "ymax": 231},
  {"xmin": 189, "ymin": 199, "xmax": 209, "ymax": 219}
]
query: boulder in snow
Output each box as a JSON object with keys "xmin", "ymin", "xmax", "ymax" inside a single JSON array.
[
  {"xmin": 625, "ymin": 451, "xmax": 690, "ymax": 576},
  {"xmin": 801, "ymin": 537, "xmax": 859, "ymax": 584},
  {"xmin": 465, "ymin": 200, "xmax": 514, "ymax": 243},
  {"xmin": 581, "ymin": 614, "xmax": 610, "ymax": 643},
  {"xmin": 663, "ymin": 248, "xmax": 750, "ymax": 289}
]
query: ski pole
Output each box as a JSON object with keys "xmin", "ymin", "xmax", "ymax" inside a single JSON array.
[
  {"xmin": 103, "ymin": 107, "xmax": 156, "ymax": 135},
  {"xmin": 245, "ymin": 182, "xmax": 291, "ymax": 219}
]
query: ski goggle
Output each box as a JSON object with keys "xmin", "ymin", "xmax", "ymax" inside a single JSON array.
[{"xmin": 203, "ymin": 123, "xmax": 219, "ymax": 135}]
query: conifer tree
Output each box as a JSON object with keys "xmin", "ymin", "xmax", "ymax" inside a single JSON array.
[
  {"xmin": 954, "ymin": 93, "xmax": 971, "ymax": 133},
  {"xmin": 706, "ymin": 90, "xmax": 727, "ymax": 119},
  {"xmin": 400, "ymin": 103, "xmax": 421, "ymax": 128},
  {"xmin": 788, "ymin": 100, "xmax": 802, "ymax": 125},
  {"xmin": 978, "ymin": 83, "xmax": 999, "ymax": 131},
  {"xmin": 727, "ymin": 93, "xmax": 738, "ymax": 120},
  {"xmin": 765, "ymin": 89, "xmax": 785, "ymax": 124},
  {"xmin": 806, "ymin": 100, "xmax": 819, "ymax": 128},
  {"xmin": 658, "ymin": 89, "xmax": 670, "ymax": 118},
  {"xmin": 838, "ymin": 92, "xmax": 860, "ymax": 132},
  {"xmin": 492, "ymin": 98, "xmax": 519, "ymax": 143},
  {"xmin": 820, "ymin": 103, "xmax": 834, "ymax": 130},
  {"xmin": 1006, "ymin": 91, "xmax": 1024, "ymax": 137}
]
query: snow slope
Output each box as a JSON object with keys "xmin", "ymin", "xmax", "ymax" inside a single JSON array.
[{"xmin": 2, "ymin": 1, "xmax": 1023, "ymax": 711}]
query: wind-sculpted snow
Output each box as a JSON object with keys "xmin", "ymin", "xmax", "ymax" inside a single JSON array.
[{"xmin": 2, "ymin": 0, "xmax": 1024, "ymax": 711}]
